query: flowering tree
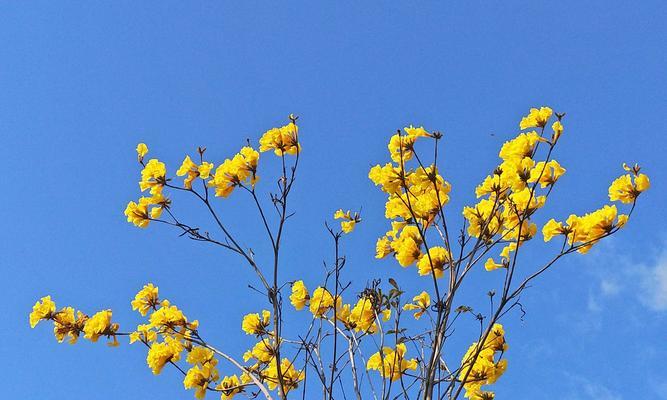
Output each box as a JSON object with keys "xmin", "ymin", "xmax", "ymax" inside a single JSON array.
[{"xmin": 30, "ymin": 107, "xmax": 650, "ymax": 400}]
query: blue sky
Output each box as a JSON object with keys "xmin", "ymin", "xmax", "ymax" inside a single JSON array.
[{"xmin": 1, "ymin": 2, "xmax": 665, "ymax": 399}]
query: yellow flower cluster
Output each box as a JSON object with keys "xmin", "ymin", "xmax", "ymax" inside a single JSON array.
[
  {"xmin": 241, "ymin": 310, "xmax": 271, "ymax": 336},
  {"xmin": 123, "ymin": 145, "xmax": 170, "ymax": 228},
  {"xmin": 131, "ymin": 283, "xmax": 165, "ymax": 316},
  {"xmin": 337, "ymin": 296, "xmax": 391, "ymax": 334},
  {"xmin": 608, "ymin": 163, "xmax": 650, "ymax": 204},
  {"xmin": 259, "ymin": 119, "xmax": 300, "ymax": 156},
  {"xmin": 237, "ymin": 303, "xmax": 305, "ymax": 395},
  {"xmin": 183, "ymin": 347, "xmax": 219, "ymax": 399},
  {"xmin": 177, "ymin": 155, "xmax": 214, "ymax": 190},
  {"xmin": 366, "ymin": 343, "xmax": 418, "ymax": 381},
  {"xmin": 519, "ymin": 107, "xmax": 552, "ymax": 130},
  {"xmin": 30, "ymin": 296, "xmax": 119, "ymax": 346},
  {"xmin": 467, "ymin": 107, "xmax": 565, "ymax": 270},
  {"xmin": 241, "ymin": 338, "xmax": 304, "ymax": 394},
  {"xmin": 124, "ymin": 116, "xmax": 298, "ymax": 229},
  {"xmin": 459, "ymin": 324, "xmax": 508, "ymax": 400},
  {"xmin": 369, "ymin": 126, "xmax": 452, "ymax": 276},
  {"xmin": 543, "ymin": 204, "xmax": 628, "ymax": 253},
  {"xmin": 333, "ymin": 209, "xmax": 361, "ymax": 233},
  {"xmin": 208, "ymin": 147, "xmax": 260, "ymax": 198},
  {"xmin": 124, "ymin": 144, "xmax": 170, "ymax": 228},
  {"xmin": 309, "ymin": 286, "xmax": 339, "ymax": 317},
  {"xmin": 543, "ymin": 165, "xmax": 649, "ymax": 253},
  {"xmin": 129, "ymin": 285, "xmax": 252, "ymax": 399},
  {"xmin": 290, "ymin": 280, "xmax": 391, "ymax": 334}
]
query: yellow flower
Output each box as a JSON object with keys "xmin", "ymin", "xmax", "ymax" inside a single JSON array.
[
  {"xmin": 386, "ymin": 125, "xmax": 431, "ymax": 163},
  {"xmin": 416, "ymin": 246, "xmax": 449, "ymax": 278},
  {"xmin": 176, "ymin": 155, "xmax": 214, "ymax": 190},
  {"xmin": 139, "ymin": 159, "xmax": 167, "ymax": 195},
  {"xmin": 184, "ymin": 363, "xmax": 219, "ymax": 399},
  {"xmin": 519, "ymin": 107, "xmax": 553, "ymax": 130},
  {"xmin": 265, "ymin": 358, "xmax": 304, "ymax": 393},
  {"xmin": 149, "ymin": 304, "xmax": 188, "ymax": 329},
  {"xmin": 259, "ymin": 121, "xmax": 300, "ymax": 156},
  {"xmin": 333, "ymin": 209, "xmax": 361, "ymax": 233},
  {"xmin": 484, "ymin": 258, "xmax": 504, "ymax": 271},
  {"xmin": 463, "ymin": 199, "xmax": 501, "ymax": 239},
  {"xmin": 83, "ymin": 310, "xmax": 119, "ymax": 346},
  {"xmin": 52, "ymin": 307, "xmax": 87, "ymax": 344},
  {"xmin": 244, "ymin": 338, "xmax": 275, "ymax": 363},
  {"xmin": 241, "ymin": 310, "xmax": 271, "ymax": 335},
  {"xmin": 389, "ymin": 226, "xmax": 423, "ymax": 267},
  {"xmin": 29, "ymin": 296, "xmax": 56, "ymax": 328},
  {"xmin": 217, "ymin": 375, "xmax": 243, "ymax": 400},
  {"xmin": 147, "ymin": 336, "xmax": 184, "ymax": 374},
  {"xmin": 499, "ymin": 131, "xmax": 540, "ymax": 162},
  {"xmin": 551, "ymin": 120, "xmax": 563, "ymax": 142},
  {"xmin": 136, "ymin": 143, "xmax": 148, "ymax": 161},
  {"xmin": 403, "ymin": 291, "xmax": 430, "ymax": 320},
  {"xmin": 309, "ymin": 287, "xmax": 336, "ymax": 317},
  {"xmin": 345, "ymin": 297, "xmax": 388, "ymax": 333},
  {"xmin": 208, "ymin": 146, "xmax": 260, "ymax": 197},
  {"xmin": 129, "ymin": 324, "xmax": 157, "ymax": 344},
  {"xmin": 375, "ymin": 236, "xmax": 393, "ymax": 259},
  {"xmin": 459, "ymin": 323, "xmax": 508, "ymax": 398},
  {"xmin": 608, "ymin": 171, "xmax": 650, "ymax": 204},
  {"xmin": 131, "ymin": 283, "xmax": 161, "ymax": 316},
  {"xmin": 542, "ymin": 219, "xmax": 567, "ymax": 242},
  {"xmin": 187, "ymin": 346, "xmax": 217, "ymax": 367},
  {"xmin": 528, "ymin": 160, "xmax": 566, "ymax": 188},
  {"xmin": 366, "ymin": 343, "xmax": 418, "ymax": 381},
  {"xmin": 369, "ymin": 163, "xmax": 403, "ymax": 194},
  {"xmin": 124, "ymin": 193, "xmax": 168, "ymax": 228},
  {"xmin": 289, "ymin": 280, "xmax": 309, "ymax": 311},
  {"xmin": 550, "ymin": 205, "xmax": 629, "ymax": 253}
]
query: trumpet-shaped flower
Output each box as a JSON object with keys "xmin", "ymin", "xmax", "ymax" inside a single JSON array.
[
  {"xmin": 29, "ymin": 296, "xmax": 56, "ymax": 328},
  {"xmin": 403, "ymin": 291, "xmax": 431, "ymax": 320},
  {"xmin": 366, "ymin": 343, "xmax": 418, "ymax": 381},
  {"xmin": 289, "ymin": 280, "xmax": 309, "ymax": 311}
]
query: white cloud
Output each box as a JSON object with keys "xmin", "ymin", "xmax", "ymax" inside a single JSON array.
[
  {"xmin": 563, "ymin": 373, "xmax": 623, "ymax": 400},
  {"xmin": 581, "ymin": 380, "xmax": 623, "ymax": 400},
  {"xmin": 583, "ymin": 238, "xmax": 667, "ymax": 312},
  {"xmin": 638, "ymin": 252, "xmax": 667, "ymax": 311},
  {"xmin": 600, "ymin": 279, "xmax": 620, "ymax": 296}
]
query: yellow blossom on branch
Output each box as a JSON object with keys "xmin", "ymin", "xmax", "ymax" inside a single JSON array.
[
  {"xmin": 259, "ymin": 118, "xmax": 300, "ymax": 156},
  {"xmin": 289, "ymin": 280, "xmax": 309, "ymax": 311},
  {"xmin": 29, "ymin": 296, "xmax": 56, "ymax": 328},
  {"xmin": 176, "ymin": 155, "xmax": 214, "ymax": 190},
  {"xmin": 147, "ymin": 336, "xmax": 184, "ymax": 374},
  {"xmin": 333, "ymin": 209, "xmax": 361, "ymax": 233},
  {"xmin": 519, "ymin": 106, "xmax": 553, "ymax": 130},
  {"xmin": 367, "ymin": 343, "xmax": 418, "ymax": 381},
  {"xmin": 217, "ymin": 375, "xmax": 243, "ymax": 400},
  {"xmin": 136, "ymin": 142, "xmax": 148, "ymax": 161},
  {"xmin": 83, "ymin": 309, "xmax": 119, "ymax": 346},
  {"xmin": 241, "ymin": 310, "xmax": 271, "ymax": 335},
  {"xmin": 403, "ymin": 291, "xmax": 431, "ymax": 320}
]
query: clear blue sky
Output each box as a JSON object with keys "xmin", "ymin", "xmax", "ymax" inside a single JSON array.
[{"xmin": 1, "ymin": 2, "xmax": 665, "ymax": 399}]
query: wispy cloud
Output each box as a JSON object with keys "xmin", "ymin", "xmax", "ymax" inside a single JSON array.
[
  {"xmin": 563, "ymin": 373, "xmax": 623, "ymax": 400},
  {"xmin": 583, "ymin": 238, "xmax": 667, "ymax": 312},
  {"xmin": 581, "ymin": 380, "xmax": 623, "ymax": 400},
  {"xmin": 637, "ymin": 251, "xmax": 667, "ymax": 311}
]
